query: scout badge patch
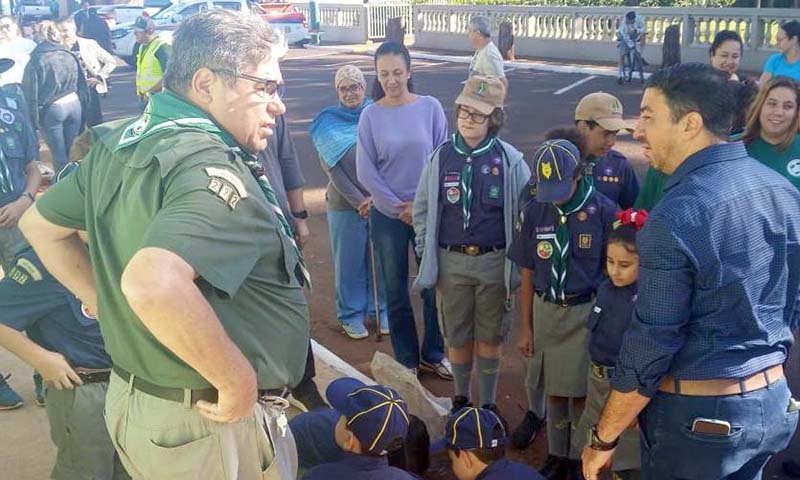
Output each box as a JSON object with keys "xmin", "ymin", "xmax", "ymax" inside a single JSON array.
[
  {"xmin": 205, "ymin": 167, "xmax": 249, "ymax": 210},
  {"xmin": 578, "ymin": 234, "xmax": 592, "ymax": 249},
  {"xmin": 537, "ymin": 240, "xmax": 553, "ymax": 259},
  {"xmin": 447, "ymin": 186, "xmax": 460, "ymax": 204}
]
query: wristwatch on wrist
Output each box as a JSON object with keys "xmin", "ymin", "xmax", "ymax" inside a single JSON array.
[
  {"xmin": 22, "ymin": 192, "xmax": 35, "ymax": 203},
  {"xmin": 589, "ymin": 425, "xmax": 619, "ymax": 451},
  {"xmin": 291, "ymin": 209, "xmax": 309, "ymax": 220}
]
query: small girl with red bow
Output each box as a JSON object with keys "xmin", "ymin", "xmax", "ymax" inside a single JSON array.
[{"xmin": 574, "ymin": 208, "xmax": 647, "ymax": 480}]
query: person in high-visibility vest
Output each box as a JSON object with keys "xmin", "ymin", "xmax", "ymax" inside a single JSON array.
[{"xmin": 133, "ymin": 16, "xmax": 170, "ymax": 107}]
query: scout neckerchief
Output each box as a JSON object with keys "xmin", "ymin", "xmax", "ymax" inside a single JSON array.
[
  {"xmin": 0, "ymin": 146, "xmax": 13, "ymax": 193},
  {"xmin": 548, "ymin": 176, "xmax": 593, "ymax": 303},
  {"xmin": 115, "ymin": 91, "xmax": 311, "ymax": 287},
  {"xmin": 452, "ymin": 132, "xmax": 496, "ymax": 230}
]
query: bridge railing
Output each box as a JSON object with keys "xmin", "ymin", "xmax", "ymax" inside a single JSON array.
[{"xmin": 293, "ymin": 3, "xmax": 800, "ymax": 71}]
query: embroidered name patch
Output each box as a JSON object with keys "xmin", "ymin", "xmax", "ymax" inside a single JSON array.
[{"xmin": 205, "ymin": 167, "xmax": 248, "ymax": 210}]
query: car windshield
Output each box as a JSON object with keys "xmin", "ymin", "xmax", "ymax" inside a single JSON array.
[{"xmin": 152, "ymin": 2, "xmax": 185, "ymax": 19}]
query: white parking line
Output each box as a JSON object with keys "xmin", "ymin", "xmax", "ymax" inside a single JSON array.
[
  {"xmin": 554, "ymin": 75, "xmax": 597, "ymax": 95},
  {"xmin": 286, "ymin": 51, "xmax": 343, "ymax": 61}
]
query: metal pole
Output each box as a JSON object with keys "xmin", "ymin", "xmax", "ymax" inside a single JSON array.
[{"xmin": 367, "ymin": 213, "xmax": 383, "ymax": 343}]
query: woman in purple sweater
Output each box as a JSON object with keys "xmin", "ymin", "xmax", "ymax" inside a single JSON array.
[{"xmin": 356, "ymin": 42, "xmax": 451, "ymax": 379}]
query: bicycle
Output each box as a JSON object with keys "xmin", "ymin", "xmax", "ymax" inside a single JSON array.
[{"xmin": 621, "ymin": 45, "xmax": 644, "ymax": 84}]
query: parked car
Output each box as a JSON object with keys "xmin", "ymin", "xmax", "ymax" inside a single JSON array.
[
  {"xmin": 88, "ymin": 4, "xmax": 144, "ymax": 29},
  {"xmin": 252, "ymin": 1, "xmax": 310, "ymax": 46},
  {"xmin": 18, "ymin": 0, "xmax": 52, "ymax": 21},
  {"xmin": 111, "ymin": 0, "xmax": 248, "ymax": 65}
]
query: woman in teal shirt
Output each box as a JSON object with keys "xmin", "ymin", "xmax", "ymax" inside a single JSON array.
[
  {"xmin": 761, "ymin": 21, "xmax": 800, "ymax": 83},
  {"xmin": 742, "ymin": 76, "xmax": 800, "ymax": 190}
]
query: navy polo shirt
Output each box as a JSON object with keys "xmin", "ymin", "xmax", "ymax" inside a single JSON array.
[
  {"xmin": 585, "ymin": 150, "xmax": 639, "ymax": 209},
  {"xmin": 0, "ymin": 84, "xmax": 39, "ymax": 207},
  {"xmin": 508, "ymin": 191, "xmax": 617, "ymax": 296},
  {"xmin": 587, "ymin": 278, "xmax": 637, "ymax": 367},
  {"xmin": 289, "ymin": 408, "xmax": 346, "ymax": 469},
  {"xmin": 438, "ymin": 142, "xmax": 506, "ymax": 247},
  {"xmin": 302, "ymin": 452, "xmax": 416, "ymax": 480},
  {"xmin": 0, "ymin": 249, "xmax": 111, "ymax": 368},
  {"xmin": 476, "ymin": 459, "xmax": 545, "ymax": 479}
]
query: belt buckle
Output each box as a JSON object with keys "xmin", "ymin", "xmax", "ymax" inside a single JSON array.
[
  {"xmin": 591, "ymin": 364, "xmax": 603, "ymax": 379},
  {"xmin": 465, "ymin": 245, "xmax": 480, "ymax": 256}
]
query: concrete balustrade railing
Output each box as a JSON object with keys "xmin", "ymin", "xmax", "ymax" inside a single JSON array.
[{"xmin": 295, "ymin": 3, "xmax": 800, "ymax": 72}]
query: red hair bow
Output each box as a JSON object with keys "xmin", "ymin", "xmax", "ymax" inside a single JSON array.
[{"xmin": 615, "ymin": 208, "xmax": 648, "ymax": 230}]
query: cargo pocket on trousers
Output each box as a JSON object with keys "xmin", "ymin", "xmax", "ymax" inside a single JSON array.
[{"xmin": 145, "ymin": 433, "xmax": 225, "ymax": 480}]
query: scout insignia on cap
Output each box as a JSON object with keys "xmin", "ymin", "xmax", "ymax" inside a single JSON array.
[
  {"xmin": 611, "ymin": 99, "xmax": 623, "ymax": 115},
  {"xmin": 537, "ymin": 240, "xmax": 553, "ymax": 259},
  {"xmin": 0, "ymin": 108, "xmax": 14, "ymax": 125},
  {"xmin": 579, "ymin": 234, "xmax": 592, "ymax": 249},
  {"xmin": 7, "ymin": 258, "xmax": 43, "ymax": 285},
  {"xmin": 205, "ymin": 167, "xmax": 248, "ymax": 210},
  {"xmin": 446, "ymin": 186, "xmax": 460, "ymax": 204},
  {"xmin": 541, "ymin": 162, "xmax": 552, "ymax": 180},
  {"xmin": 476, "ymin": 81, "xmax": 487, "ymax": 96},
  {"xmin": 577, "ymin": 211, "xmax": 588, "ymax": 222}
]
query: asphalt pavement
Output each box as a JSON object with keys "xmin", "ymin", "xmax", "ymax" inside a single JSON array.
[{"xmin": 0, "ymin": 46, "xmax": 797, "ymax": 479}]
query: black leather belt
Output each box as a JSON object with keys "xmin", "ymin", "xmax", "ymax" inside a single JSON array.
[
  {"xmin": 440, "ymin": 244, "xmax": 505, "ymax": 256},
  {"xmin": 112, "ymin": 365, "xmax": 218, "ymax": 404},
  {"xmin": 77, "ymin": 370, "xmax": 111, "ymax": 384},
  {"xmin": 536, "ymin": 291, "xmax": 594, "ymax": 307}
]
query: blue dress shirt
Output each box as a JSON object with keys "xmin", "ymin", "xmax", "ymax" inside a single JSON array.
[{"xmin": 612, "ymin": 142, "xmax": 800, "ymax": 397}]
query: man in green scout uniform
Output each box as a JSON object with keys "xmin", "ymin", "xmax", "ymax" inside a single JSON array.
[
  {"xmin": 0, "ymin": 57, "xmax": 43, "ymax": 410},
  {"xmin": 20, "ymin": 10, "xmax": 308, "ymax": 479}
]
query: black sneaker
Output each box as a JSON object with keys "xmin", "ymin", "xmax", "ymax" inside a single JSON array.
[
  {"xmin": 511, "ymin": 410, "xmax": 544, "ymax": 449},
  {"xmin": 539, "ymin": 455, "xmax": 567, "ymax": 480},
  {"xmin": 287, "ymin": 378, "xmax": 327, "ymax": 412},
  {"xmin": 784, "ymin": 461, "xmax": 800, "ymax": 478},
  {"xmin": 481, "ymin": 403, "xmax": 510, "ymax": 436},
  {"xmin": 566, "ymin": 459, "xmax": 585, "ymax": 480},
  {"xmin": 451, "ymin": 395, "xmax": 472, "ymax": 413}
]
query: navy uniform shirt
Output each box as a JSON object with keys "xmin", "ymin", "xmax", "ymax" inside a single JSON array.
[
  {"xmin": 508, "ymin": 190, "xmax": 617, "ymax": 296},
  {"xmin": 587, "ymin": 278, "xmax": 637, "ymax": 367},
  {"xmin": 585, "ymin": 150, "xmax": 639, "ymax": 209},
  {"xmin": 289, "ymin": 408, "xmax": 346, "ymax": 469},
  {"xmin": 0, "ymin": 84, "xmax": 38, "ymax": 208},
  {"xmin": 438, "ymin": 141, "xmax": 505, "ymax": 247},
  {"xmin": 476, "ymin": 459, "xmax": 545, "ymax": 479},
  {"xmin": 302, "ymin": 452, "xmax": 416, "ymax": 480},
  {"xmin": 0, "ymin": 249, "xmax": 111, "ymax": 369},
  {"xmin": 612, "ymin": 142, "xmax": 800, "ymax": 397}
]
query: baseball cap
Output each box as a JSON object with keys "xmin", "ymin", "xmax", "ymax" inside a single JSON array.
[
  {"xmin": 533, "ymin": 139, "xmax": 581, "ymax": 203},
  {"xmin": 431, "ymin": 407, "xmax": 507, "ymax": 452},
  {"xmin": 0, "ymin": 58, "xmax": 14, "ymax": 75},
  {"xmin": 575, "ymin": 92, "xmax": 634, "ymax": 133},
  {"xmin": 326, "ymin": 377, "xmax": 410, "ymax": 455},
  {"xmin": 455, "ymin": 75, "xmax": 505, "ymax": 115},
  {"xmin": 133, "ymin": 16, "xmax": 155, "ymax": 33}
]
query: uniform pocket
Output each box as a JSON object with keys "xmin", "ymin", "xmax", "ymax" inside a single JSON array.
[
  {"xmin": 481, "ymin": 181, "xmax": 504, "ymax": 208},
  {"xmin": 143, "ymin": 432, "xmax": 225, "ymax": 480}
]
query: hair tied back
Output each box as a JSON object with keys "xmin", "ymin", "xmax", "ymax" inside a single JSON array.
[{"xmin": 614, "ymin": 208, "xmax": 648, "ymax": 231}]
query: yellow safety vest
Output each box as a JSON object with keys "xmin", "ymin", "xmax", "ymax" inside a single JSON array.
[{"xmin": 136, "ymin": 37, "xmax": 165, "ymax": 96}]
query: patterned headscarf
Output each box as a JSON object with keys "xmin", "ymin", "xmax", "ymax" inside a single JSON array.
[{"xmin": 335, "ymin": 64, "xmax": 366, "ymax": 89}]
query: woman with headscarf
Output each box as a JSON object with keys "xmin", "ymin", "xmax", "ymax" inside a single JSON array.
[
  {"xmin": 311, "ymin": 65, "xmax": 388, "ymax": 340},
  {"xmin": 22, "ymin": 20, "xmax": 87, "ymax": 172}
]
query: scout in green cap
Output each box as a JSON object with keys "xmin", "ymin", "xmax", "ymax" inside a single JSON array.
[{"xmin": 21, "ymin": 10, "xmax": 308, "ymax": 479}]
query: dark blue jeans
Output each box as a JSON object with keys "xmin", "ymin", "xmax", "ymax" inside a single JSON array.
[
  {"xmin": 639, "ymin": 377, "xmax": 798, "ymax": 480},
  {"xmin": 369, "ymin": 208, "xmax": 444, "ymax": 368}
]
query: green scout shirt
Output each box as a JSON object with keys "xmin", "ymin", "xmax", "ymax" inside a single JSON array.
[
  {"xmin": 633, "ymin": 166, "xmax": 667, "ymax": 211},
  {"xmin": 36, "ymin": 118, "xmax": 310, "ymax": 390},
  {"xmin": 745, "ymin": 136, "xmax": 800, "ymax": 191}
]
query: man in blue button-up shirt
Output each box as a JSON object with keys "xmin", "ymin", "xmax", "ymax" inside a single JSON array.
[{"xmin": 583, "ymin": 63, "xmax": 800, "ymax": 480}]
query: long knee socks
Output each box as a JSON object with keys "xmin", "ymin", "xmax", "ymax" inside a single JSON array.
[
  {"xmin": 451, "ymin": 360, "xmax": 473, "ymax": 399},
  {"xmin": 476, "ymin": 356, "xmax": 501, "ymax": 406}
]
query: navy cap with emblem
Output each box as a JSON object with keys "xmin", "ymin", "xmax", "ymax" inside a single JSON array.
[
  {"xmin": 0, "ymin": 58, "xmax": 14, "ymax": 75},
  {"xmin": 533, "ymin": 139, "xmax": 581, "ymax": 204},
  {"xmin": 430, "ymin": 406, "xmax": 507, "ymax": 452}
]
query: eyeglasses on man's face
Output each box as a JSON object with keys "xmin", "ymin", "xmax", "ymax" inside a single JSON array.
[
  {"xmin": 213, "ymin": 68, "xmax": 281, "ymax": 99},
  {"xmin": 337, "ymin": 83, "xmax": 363, "ymax": 95}
]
